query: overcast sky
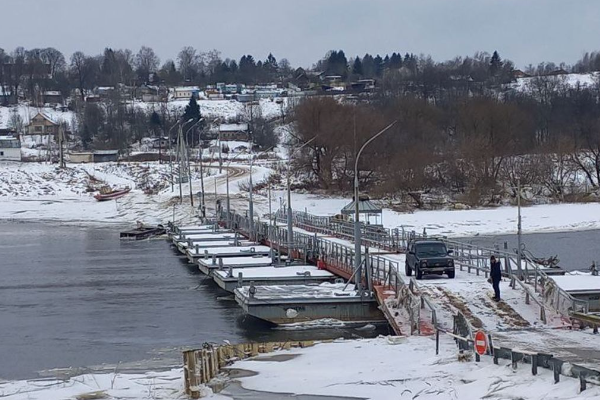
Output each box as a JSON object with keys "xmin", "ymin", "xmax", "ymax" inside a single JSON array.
[{"xmin": 2, "ymin": 0, "xmax": 599, "ymax": 69}]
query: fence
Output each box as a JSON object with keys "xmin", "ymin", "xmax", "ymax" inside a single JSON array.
[{"xmin": 183, "ymin": 341, "xmax": 316, "ymax": 398}]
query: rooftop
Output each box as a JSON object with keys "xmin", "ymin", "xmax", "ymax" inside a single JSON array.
[
  {"xmin": 219, "ymin": 123, "xmax": 249, "ymax": 132},
  {"xmin": 341, "ymin": 197, "xmax": 382, "ymax": 215}
]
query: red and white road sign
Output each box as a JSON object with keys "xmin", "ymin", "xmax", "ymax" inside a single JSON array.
[{"xmin": 474, "ymin": 330, "xmax": 488, "ymax": 355}]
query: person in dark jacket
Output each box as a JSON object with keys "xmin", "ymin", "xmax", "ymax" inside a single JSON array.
[{"xmin": 490, "ymin": 256, "xmax": 502, "ymax": 301}]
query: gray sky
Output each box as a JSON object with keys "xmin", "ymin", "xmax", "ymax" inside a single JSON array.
[{"xmin": 1, "ymin": 0, "xmax": 599, "ymax": 69}]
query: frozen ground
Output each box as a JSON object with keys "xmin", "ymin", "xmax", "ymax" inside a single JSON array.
[
  {"xmin": 0, "ymin": 368, "xmax": 201, "ymax": 400},
  {"xmin": 0, "ymin": 161, "xmax": 268, "ymax": 226},
  {"xmin": 222, "ymin": 336, "xmax": 599, "ymax": 400},
  {"xmin": 6, "ymin": 336, "xmax": 595, "ymax": 400},
  {"xmin": 0, "ymin": 98, "xmax": 286, "ymax": 132},
  {"xmin": 266, "ymin": 190, "xmax": 600, "ymax": 237},
  {"xmin": 3, "ymin": 160, "xmax": 600, "ymax": 238}
]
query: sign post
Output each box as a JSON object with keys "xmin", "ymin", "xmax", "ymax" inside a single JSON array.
[{"xmin": 474, "ymin": 330, "xmax": 488, "ymax": 361}]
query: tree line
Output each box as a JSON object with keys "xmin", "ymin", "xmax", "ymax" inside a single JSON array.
[
  {"xmin": 4, "ymin": 45, "xmax": 600, "ymax": 105},
  {"xmin": 292, "ymin": 74, "xmax": 600, "ymax": 207}
]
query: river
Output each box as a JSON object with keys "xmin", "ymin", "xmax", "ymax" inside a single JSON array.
[
  {"xmin": 462, "ymin": 230, "xmax": 600, "ymax": 271},
  {"xmin": 0, "ymin": 222, "xmax": 390, "ymax": 381}
]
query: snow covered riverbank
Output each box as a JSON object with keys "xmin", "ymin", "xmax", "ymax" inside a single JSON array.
[
  {"xmin": 3, "ymin": 336, "xmax": 598, "ymax": 400},
  {"xmin": 267, "ymin": 190, "xmax": 600, "ymax": 237},
  {"xmin": 3, "ymin": 161, "xmax": 600, "ymax": 237},
  {"xmin": 0, "ymin": 161, "xmax": 259, "ymax": 227}
]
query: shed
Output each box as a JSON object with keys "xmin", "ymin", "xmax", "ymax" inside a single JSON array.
[
  {"xmin": 0, "ymin": 136, "xmax": 21, "ymax": 161},
  {"xmin": 93, "ymin": 150, "xmax": 119, "ymax": 162},
  {"xmin": 69, "ymin": 152, "xmax": 94, "ymax": 163}
]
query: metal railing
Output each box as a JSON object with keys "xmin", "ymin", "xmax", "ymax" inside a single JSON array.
[
  {"xmin": 221, "ymin": 209, "xmax": 423, "ymax": 334},
  {"xmin": 221, "ymin": 207, "xmax": 591, "ymax": 326},
  {"xmin": 273, "ymin": 208, "xmax": 590, "ymax": 319},
  {"xmin": 274, "ymin": 209, "xmax": 410, "ymax": 251},
  {"xmin": 443, "ymin": 238, "xmax": 589, "ymax": 317}
]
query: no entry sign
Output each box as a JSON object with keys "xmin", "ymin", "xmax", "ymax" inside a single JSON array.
[{"xmin": 474, "ymin": 330, "xmax": 488, "ymax": 355}]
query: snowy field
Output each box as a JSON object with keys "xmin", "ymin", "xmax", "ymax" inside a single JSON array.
[
  {"xmin": 3, "ymin": 336, "xmax": 597, "ymax": 400},
  {"xmin": 0, "ymin": 161, "xmax": 265, "ymax": 226},
  {"xmin": 2, "ymin": 160, "xmax": 600, "ymax": 237},
  {"xmin": 267, "ymin": 190, "xmax": 600, "ymax": 237},
  {"xmin": 0, "ymin": 98, "xmax": 285, "ymax": 132}
]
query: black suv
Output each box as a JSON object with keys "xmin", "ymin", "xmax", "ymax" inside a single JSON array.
[{"xmin": 405, "ymin": 240, "xmax": 455, "ymax": 279}]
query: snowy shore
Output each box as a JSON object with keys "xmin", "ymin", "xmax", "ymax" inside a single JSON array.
[{"xmin": 3, "ymin": 336, "xmax": 598, "ymax": 400}]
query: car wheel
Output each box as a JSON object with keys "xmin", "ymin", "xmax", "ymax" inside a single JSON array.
[
  {"xmin": 405, "ymin": 264, "xmax": 412, "ymax": 276},
  {"xmin": 447, "ymin": 269, "xmax": 455, "ymax": 279},
  {"xmin": 416, "ymin": 265, "xmax": 423, "ymax": 280}
]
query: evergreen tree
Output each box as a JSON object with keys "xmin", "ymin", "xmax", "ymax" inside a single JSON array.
[
  {"xmin": 150, "ymin": 111, "xmax": 161, "ymax": 135},
  {"xmin": 352, "ymin": 57, "xmax": 363, "ymax": 76},
  {"xmin": 264, "ymin": 53, "xmax": 279, "ymax": 76},
  {"xmin": 182, "ymin": 95, "xmax": 201, "ymax": 122},
  {"xmin": 362, "ymin": 54, "xmax": 375, "ymax": 77},
  {"xmin": 490, "ymin": 51, "xmax": 503, "ymax": 77},
  {"xmin": 325, "ymin": 50, "xmax": 348, "ymax": 79},
  {"xmin": 374, "ymin": 55, "xmax": 384, "ymax": 77}
]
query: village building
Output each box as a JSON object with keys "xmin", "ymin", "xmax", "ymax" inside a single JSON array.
[
  {"xmin": 218, "ymin": 123, "xmax": 249, "ymax": 141},
  {"xmin": 25, "ymin": 112, "xmax": 60, "ymax": 144},
  {"xmin": 173, "ymin": 86, "xmax": 200, "ymax": 100},
  {"xmin": 0, "ymin": 135, "xmax": 21, "ymax": 161},
  {"xmin": 95, "ymin": 86, "xmax": 115, "ymax": 99},
  {"xmin": 43, "ymin": 91, "xmax": 63, "ymax": 105},
  {"xmin": 69, "ymin": 150, "xmax": 119, "ymax": 163}
]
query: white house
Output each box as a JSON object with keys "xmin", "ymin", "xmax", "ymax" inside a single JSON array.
[
  {"xmin": 0, "ymin": 136, "xmax": 22, "ymax": 161},
  {"xmin": 173, "ymin": 86, "xmax": 200, "ymax": 100}
]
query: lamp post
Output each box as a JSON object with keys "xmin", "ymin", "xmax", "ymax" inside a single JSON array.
[
  {"xmin": 167, "ymin": 121, "xmax": 181, "ymax": 192},
  {"xmin": 516, "ymin": 179, "xmax": 523, "ymax": 279},
  {"xmin": 353, "ymin": 120, "xmax": 397, "ymax": 294},
  {"xmin": 248, "ymin": 146, "xmax": 274, "ymax": 240},
  {"xmin": 286, "ymin": 136, "xmax": 317, "ymax": 249},
  {"xmin": 184, "ymin": 118, "xmax": 204, "ymax": 208}
]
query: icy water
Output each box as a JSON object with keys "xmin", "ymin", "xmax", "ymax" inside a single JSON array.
[
  {"xmin": 0, "ymin": 222, "xmax": 390, "ymax": 381},
  {"xmin": 463, "ymin": 229, "xmax": 600, "ymax": 271}
]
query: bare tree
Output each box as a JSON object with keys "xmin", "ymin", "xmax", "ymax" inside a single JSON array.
[
  {"xmin": 177, "ymin": 46, "xmax": 198, "ymax": 82},
  {"xmin": 40, "ymin": 47, "xmax": 66, "ymax": 77},
  {"xmin": 134, "ymin": 46, "xmax": 159, "ymax": 82}
]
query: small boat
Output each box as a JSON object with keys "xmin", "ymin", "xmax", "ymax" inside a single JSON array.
[
  {"xmin": 120, "ymin": 224, "xmax": 166, "ymax": 240},
  {"xmin": 94, "ymin": 187, "xmax": 131, "ymax": 201}
]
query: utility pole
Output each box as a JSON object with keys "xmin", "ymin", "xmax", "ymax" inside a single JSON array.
[
  {"xmin": 225, "ymin": 149, "xmax": 248, "ymax": 228},
  {"xmin": 167, "ymin": 121, "xmax": 180, "ymax": 192},
  {"xmin": 58, "ymin": 125, "xmax": 65, "ymax": 169},
  {"xmin": 177, "ymin": 125, "xmax": 184, "ymax": 203},
  {"xmin": 185, "ymin": 119, "xmax": 203, "ymax": 208},
  {"xmin": 248, "ymin": 146, "xmax": 274, "ymax": 241},
  {"xmin": 200, "ymin": 152, "xmax": 205, "ymax": 218},
  {"xmin": 214, "ymin": 176, "xmax": 218, "ymax": 218},
  {"xmin": 286, "ymin": 136, "xmax": 318, "ymax": 250},
  {"xmin": 516, "ymin": 179, "xmax": 523, "ymax": 279},
  {"xmin": 187, "ymin": 133, "xmax": 194, "ymax": 208}
]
